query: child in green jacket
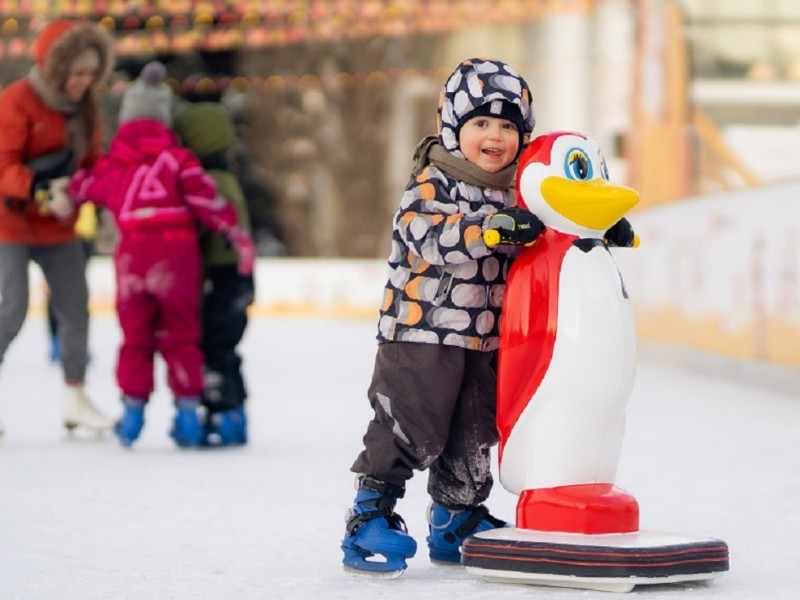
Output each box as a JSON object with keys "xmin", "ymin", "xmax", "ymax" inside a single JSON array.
[{"xmin": 174, "ymin": 102, "xmax": 255, "ymax": 446}]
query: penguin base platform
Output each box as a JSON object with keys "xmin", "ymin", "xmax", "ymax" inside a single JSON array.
[{"xmin": 461, "ymin": 528, "xmax": 729, "ymax": 593}]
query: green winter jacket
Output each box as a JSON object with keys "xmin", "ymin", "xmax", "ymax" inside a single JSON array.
[
  {"xmin": 203, "ymin": 168, "xmax": 251, "ymax": 266},
  {"xmin": 173, "ymin": 102, "xmax": 252, "ymax": 267}
]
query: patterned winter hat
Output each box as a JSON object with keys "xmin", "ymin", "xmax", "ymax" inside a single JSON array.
[
  {"xmin": 437, "ymin": 58, "xmax": 535, "ymax": 158},
  {"xmin": 118, "ymin": 61, "xmax": 173, "ymax": 126}
]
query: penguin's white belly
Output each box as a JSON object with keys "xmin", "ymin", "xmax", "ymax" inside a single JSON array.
[{"xmin": 501, "ymin": 247, "xmax": 637, "ymax": 494}]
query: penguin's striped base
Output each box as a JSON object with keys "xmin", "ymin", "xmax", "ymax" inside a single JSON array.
[{"xmin": 462, "ymin": 528, "xmax": 729, "ymax": 593}]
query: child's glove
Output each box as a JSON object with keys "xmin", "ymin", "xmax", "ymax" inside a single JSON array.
[
  {"xmin": 604, "ymin": 217, "xmax": 638, "ymax": 247},
  {"xmin": 38, "ymin": 176, "xmax": 74, "ymax": 220},
  {"xmin": 482, "ymin": 207, "xmax": 544, "ymax": 247},
  {"xmin": 228, "ymin": 227, "xmax": 256, "ymax": 276}
]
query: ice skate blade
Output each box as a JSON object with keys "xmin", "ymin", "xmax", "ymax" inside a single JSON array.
[
  {"xmin": 462, "ymin": 528, "xmax": 729, "ymax": 593},
  {"xmin": 64, "ymin": 421, "xmax": 110, "ymax": 436},
  {"xmin": 343, "ymin": 565, "xmax": 405, "ymax": 580},
  {"xmin": 64, "ymin": 421, "xmax": 114, "ymax": 433},
  {"xmin": 430, "ymin": 558, "xmax": 462, "ymax": 567}
]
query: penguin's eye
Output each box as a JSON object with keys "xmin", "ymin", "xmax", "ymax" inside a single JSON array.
[{"xmin": 564, "ymin": 148, "xmax": 593, "ymax": 181}]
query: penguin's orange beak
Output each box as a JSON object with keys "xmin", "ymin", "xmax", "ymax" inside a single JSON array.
[{"xmin": 540, "ymin": 176, "xmax": 639, "ymax": 231}]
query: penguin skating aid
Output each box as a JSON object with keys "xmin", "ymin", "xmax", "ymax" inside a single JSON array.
[{"xmin": 460, "ymin": 132, "xmax": 729, "ymax": 592}]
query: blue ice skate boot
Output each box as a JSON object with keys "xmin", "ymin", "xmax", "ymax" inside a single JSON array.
[
  {"xmin": 426, "ymin": 502, "xmax": 508, "ymax": 564},
  {"xmin": 115, "ymin": 397, "xmax": 145, "ymax": 448},
  {"xmin": 170, "ymin": 398, "xmax": 203, "ymax": 448},
  {"xmin": 341, "ymin": 476, "xmax": 417, "ymax": 577},
  {"xmin": 204, "ymin": 408, "xmax": 248, "ymax": 446}
]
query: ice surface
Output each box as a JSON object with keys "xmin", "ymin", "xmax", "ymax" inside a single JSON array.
[{"xmin": 1, "ymin": 314, "xmax": 798, "ymax": 599}]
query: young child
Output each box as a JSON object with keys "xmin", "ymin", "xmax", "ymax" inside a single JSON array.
[
  {"xmin": 173, "ymin": 102, "xmax": 255, "ymax": 446},
  {"xmin": 342, "ymin": 58, "xmax": 543, "ymax": 575},
  {"xmin": 65, "ymin": 62, "xmax": 255, "ymax": 448}
]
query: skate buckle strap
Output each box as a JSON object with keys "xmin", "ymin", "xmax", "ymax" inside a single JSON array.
[
  {"xmin": 345, "ymin": 495, "xmax": 409, "ymax": 538},
  {"xmin": 358, "ymin": 475, "xmax": 405, "ymax": 499},
  {"xmin": 345, "ymin": 510, "xmax": 410, "ymax": 538},
  {"xmin": 454, "ymin": 505, "xmax": 506, "ymax": 539}
]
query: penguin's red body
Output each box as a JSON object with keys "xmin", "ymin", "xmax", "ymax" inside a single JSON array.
[{"xmin": 496, "ymin": 227, "xmax": 575, "ymax": 456}]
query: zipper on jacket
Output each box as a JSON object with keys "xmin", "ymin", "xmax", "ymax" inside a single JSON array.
[{"xmin": 432, "ymin": 269, "xmax": 455, "ymax": 306}]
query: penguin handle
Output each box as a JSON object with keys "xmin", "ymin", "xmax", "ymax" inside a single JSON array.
[
  {"xmin": 483, "ymin": 229, "xmax": 501, "ymax": 247},
  {"xmin": 483, "ymin": 230, "xmax": 540, "ymax": 248}
]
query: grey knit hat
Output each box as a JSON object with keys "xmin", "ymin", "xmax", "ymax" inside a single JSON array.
[{"xmin": 118, "ymin": 61, "xmax": 173, "ymax": 126}]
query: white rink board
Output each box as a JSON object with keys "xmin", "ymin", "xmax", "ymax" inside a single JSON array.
[{"xmin": 27, "ymin": 257, "xmax": 388, "ymax": 318}]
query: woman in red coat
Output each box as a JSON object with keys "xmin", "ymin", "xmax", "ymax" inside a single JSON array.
[{"xmin": 0, "ymin": 20, "xmax": 115, "ymax": 435}]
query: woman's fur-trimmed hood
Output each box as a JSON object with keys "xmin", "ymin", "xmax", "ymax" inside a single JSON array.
[{"xmin": 36, "ymin": 20, "xmax": 114, "ymax": 90}]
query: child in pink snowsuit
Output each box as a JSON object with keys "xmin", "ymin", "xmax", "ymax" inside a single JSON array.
[{"xmin": 67, "ymin": 62, "xmax": 255, "ymax": 448}]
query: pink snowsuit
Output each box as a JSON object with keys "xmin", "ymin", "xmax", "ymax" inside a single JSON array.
[{"xmin": 68, "ymin": 119, "xmax": 241, "ymax": 400}]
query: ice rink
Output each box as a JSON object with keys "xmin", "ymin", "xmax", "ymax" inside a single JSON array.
[{"xmin": 1, "ymin": 313, "xmax": 799, "ymax": 599}]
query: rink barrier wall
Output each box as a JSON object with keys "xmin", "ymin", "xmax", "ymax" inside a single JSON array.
[
  {"xmin": 614, "ymin": 178, "xmax": 800, "ymax": 370},
  {"xmin": 26, "ymin": 178, "xmax": 800, "ymax": 374},
  {"xmin": 27, "ymin": 257, "xmax": 387, "ymax": 320}
]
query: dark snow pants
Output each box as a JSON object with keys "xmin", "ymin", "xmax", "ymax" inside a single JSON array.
[
  {"xmin": 200, "ymin": 264, "xmax": 254, "ymax": 412},
  {"xmin": 351, "ymin": 341, "xmax": 498, "ymax": 509}
]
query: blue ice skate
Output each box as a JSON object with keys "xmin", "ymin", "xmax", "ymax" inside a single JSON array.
[
  {"xmin": 115, "ymin": 397, "xmax": 145, "ymax": 448},
  {"xmin": 427, "ymin": 502, "xmax": 508, "ymax": 564},
  {"xmin": 170, "ymin": 398, "xmax": 203, "ymax": 447},
  {"xmin": 204, "ymin": 407, "xmax": 248, "ymax": 446},
  {"xmin": 341, "ymin": 476, "xmax": 417, "ymax": 577}
]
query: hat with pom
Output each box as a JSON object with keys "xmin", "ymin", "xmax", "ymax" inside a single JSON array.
[{"xmin": 118, "ymin": 61, "xmax": 173, "ymax": 126}]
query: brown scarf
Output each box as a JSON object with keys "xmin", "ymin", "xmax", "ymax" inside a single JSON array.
[
  {"xmin": 27, "ymin": 65, "xmax": 89, "ymax": 164},
  {"xmin": 411, "ymin": 135, "xmax": 517, "ymax": 190}
]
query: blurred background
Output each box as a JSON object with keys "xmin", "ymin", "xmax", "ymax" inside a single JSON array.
[
  {"xmin": 2, "ymin": 0, "xmax": 799, "ymax": 258},
  {"xmin": 3, "ymin": 0, "xmax": 800, "ymax": 371}
]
